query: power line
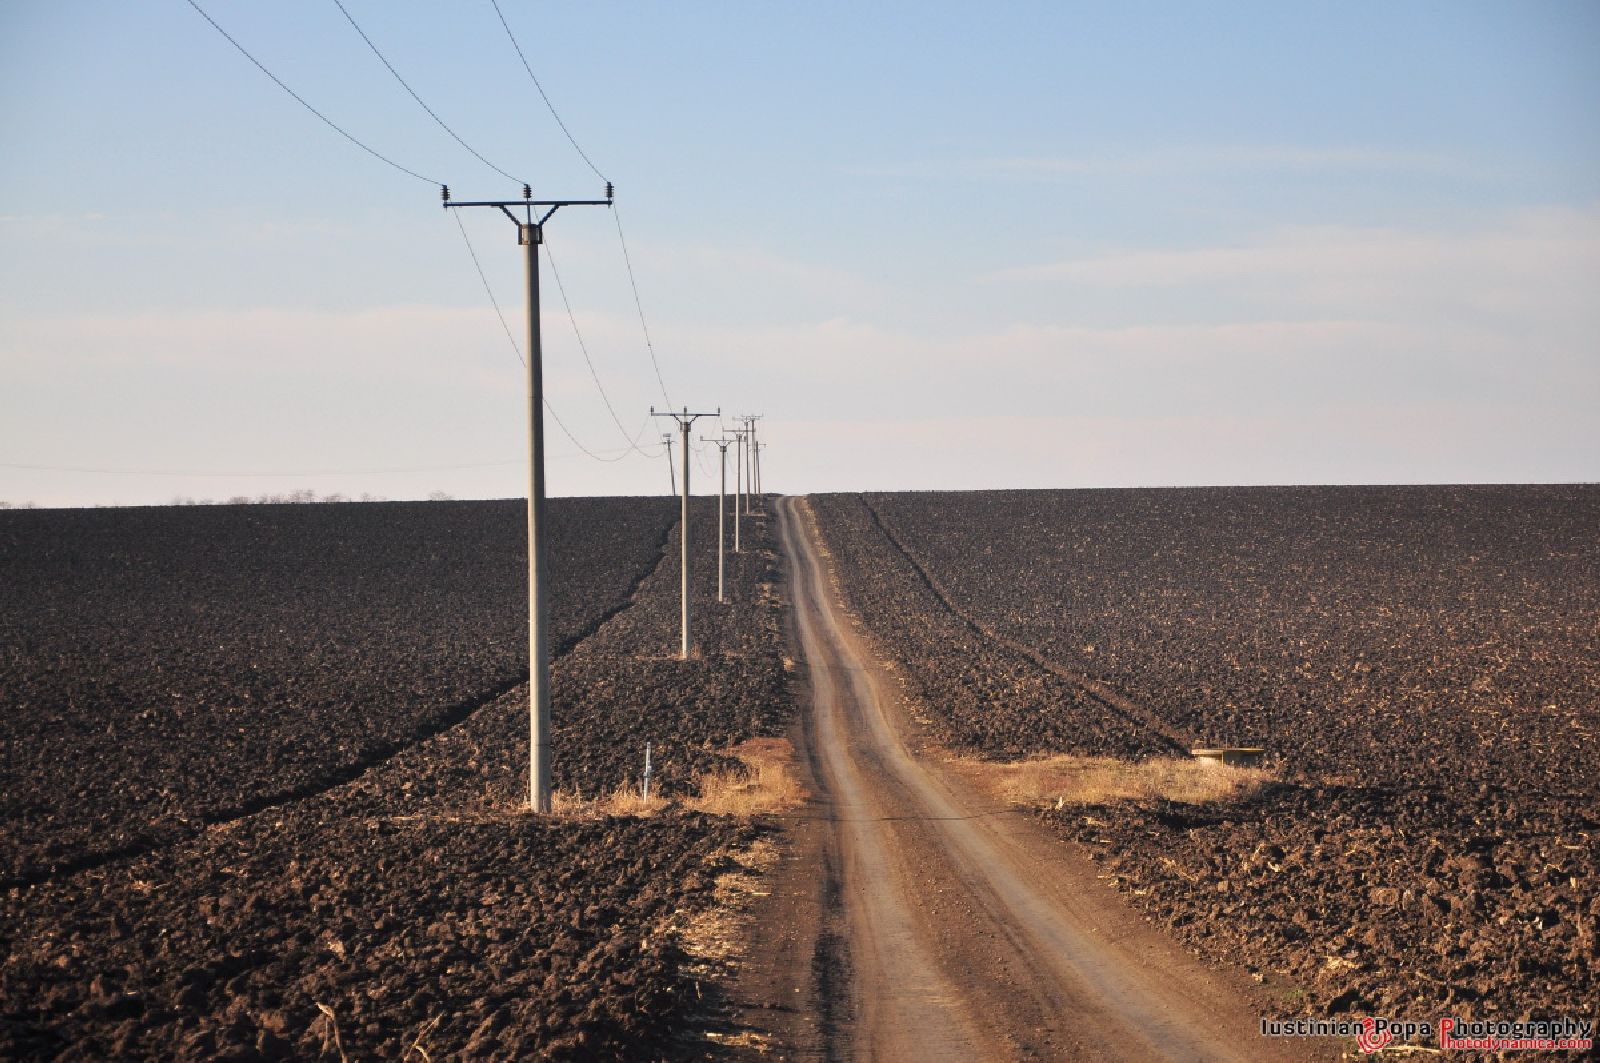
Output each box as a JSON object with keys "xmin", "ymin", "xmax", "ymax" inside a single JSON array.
[
  {"xmin": 449, "ymin": 214, "xmax": 659, "ymax": 466},
  {"xmin": 613, "ymin": 205, "xmax": 673, "ymax": 409},
  {"xmin": 451, "ymin": 210, "xmax": 523, "ymax": 367},
  {"xmin": 692, "ymin": 438, "xmax": 715, "ymax": 479},
  {"xmin": 0, "ymin": 440, "xmax": 662, "ymax": 478},
  {"xmin": 181, "ymin": 0, "xmax": 437, "ymax": 185},
  {"xmin": 183, "ymin": 0, "xmax": 670, "ymax": 474},
  {"xmin": 329, "ymin": 0, "xmax": 523, "ymax": 185},
  {"xmin": 487, "ymin": 0, "xmax": 607, "ymax": 182},
  {"xmin": 482, "ymin": 1, "xmax": 673, "ymax": 410},
  {"xmin": 543, "ymin": 237, "xmax": 656, "ymax": 457}
]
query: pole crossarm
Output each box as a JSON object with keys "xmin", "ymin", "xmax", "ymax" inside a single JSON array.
[
  {"xmin": 651, "ymin": 407, "xmax": 721, "ymax": 427},
  {"xmin": 442, "ymin": 180, "xmax": 614, "ymax": 228},
  {"xmin": 446, "ymin": 199, "xmax": 613, "ymax": 207}
]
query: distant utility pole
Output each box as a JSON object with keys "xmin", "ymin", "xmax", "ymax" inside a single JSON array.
[
  {"xmin": 442, "ymin": 181, "xmax": 613, "ymax": 815},
  {"xmin": 702, "ymin": 436, "xmax": 734, "ymax": 603},
  {"xmin": 652, "ymin": 406, "xmax": 720, "ymax": 659},
  {"xmin": 662, "ymin": 433, "xmax": 676, "ymax": 496},
  {"xmin": 739, "ymin": 415, "xmax": 763, "ymax": 514},
  {"xmin": 751, "ymin": 418, "xmax": 763, "ymax": 503},
  {"xmin": 731, "ymin": 426, "xmax": 749, "ymax": 552}
]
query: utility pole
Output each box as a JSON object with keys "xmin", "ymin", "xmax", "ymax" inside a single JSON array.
[
  {"xmin": 743, "ymin": 419, "xmax": 753, "ymax": 515},
  {"xmin": 662, "ymin": 433, "xmax": 676, "ymax": 496},
  {"xmin": 739, "ymin": 415, "xmax": 762, "ymax": 515},
  {"xmin": 652, "ymin": 406, "xmax": 719, "ymax": 659},
  {"xmin": 754, "ymin": 434, "xmax": 765, "ymax": 498},
  {"xmin": 731, "ymin": 426, "xmax": 749, "ymax": 552},
  {"xmin": 737, "ymin": 419, "xmax": 750, "ymax": 516},
  {"xmin": 702, "ymin": 436, "xmax": 734, "ymax": 603},
  {"xmin": 750, "ymin": 416, "xmax": 763, "ymax": 505},
  {"xmin": 442, "ymin": 181, "xmax": 613, "ymax": 814}
]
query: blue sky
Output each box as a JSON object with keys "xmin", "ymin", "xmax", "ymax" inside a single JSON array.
[{"xmin": 2, "ymin": 1, "xmax": 1597, "ymax": 505}]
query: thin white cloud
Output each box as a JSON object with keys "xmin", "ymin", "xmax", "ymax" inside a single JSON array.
[
  {"xmin": 843, "ymin": 144, "xmax": 1467, "ymax": 183},
  {"xmin": 986, "ymin": 205, "xmax": 1600, "ymax": 351},
  {"xmin": 640, "ymin": 206, "xmax": 1600, "ymax": 437},
  {"xmin": 993, "ymin": 205, "xmax": 1600, "ymax": 289}
]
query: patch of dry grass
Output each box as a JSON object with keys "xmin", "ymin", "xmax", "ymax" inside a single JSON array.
[
  {"xmin": 549, "ymin": 783, "xmax": 668, "ymax": 819},
  {"xmin": 685, "ymin": 737, "xmax": 807, "ymax": 817},
  {"xmin": 951, "ymin": 752, "xmax": 1272, "ymax": 809},
  {"xmin": 543, "ymin": 737, "xmax": 806, "ymax": 820}
]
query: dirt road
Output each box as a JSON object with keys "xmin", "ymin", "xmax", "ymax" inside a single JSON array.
[{"xmin": 770, "ymin": 496, "xmax": 1318, "ymax": 1061}]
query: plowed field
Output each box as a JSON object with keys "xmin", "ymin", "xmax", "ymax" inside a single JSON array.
[{"xmin": 809, "ymin": 486, "xmax": 1597, "ymax": 1025}]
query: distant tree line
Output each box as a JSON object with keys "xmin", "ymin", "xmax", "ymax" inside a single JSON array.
[
  {"xmin": 172, "ymin": 490, "xmax": 386, "ymax": 506},
  {"xmin": 166, "ymin": 490, "xmax": 454, "ymax": 505}
]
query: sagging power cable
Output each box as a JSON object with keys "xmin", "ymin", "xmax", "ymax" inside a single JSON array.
[
  {"xmin": 485, "ymin": 0, "xmax": 674, "ymax": 409},
  {"xmin": 182, "ymin": 0, "xmax": 437, "ymax": 185},
  {"xmin": 449, "ymin": 215, "xmax": 661, "ymax": 465},
  {"xmin": 544, "ymin": 236, "xmax": 659, "ymax": 457},
  {"xmin": 487, "ymin": 0, "xmax": 606, "ymax": 182},
  {"xmin": 330, "ymin": 0, "xmax": 523, "ymax": 184}
]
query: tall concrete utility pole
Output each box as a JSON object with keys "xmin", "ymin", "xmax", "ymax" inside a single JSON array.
[
  {"xmin": 442, "ymin": 181, "xmax": 613, "ymax": 814},
  {"xmin": 662, "ymin": 433, "xmax": 676, "ymax": 496},
  {"xmin": 652, "ymin": 407, "xmax": 719, "ymax": 659},
  {"xmin": 702, "ymin": 436, "xmax": 734, "ymax": 603}
]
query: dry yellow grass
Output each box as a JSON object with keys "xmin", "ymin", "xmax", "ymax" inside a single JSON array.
[
  {"xmin": 685, "ymin": 737, "xmax": 807, "ymax": 817},
  {"xmin": 545, "ymin": 737, "xmax": 806, "ymax": 820},
  {"xmin": 549, "ymin": 783, "xmax": 668, "ymax": 819},
  {"xmin": 950, "ymin": 752, "xmax": 1272, "ymax": 809}
]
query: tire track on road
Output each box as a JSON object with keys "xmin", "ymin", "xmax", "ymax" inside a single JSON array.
[{"xmin": 782, "ymin": 495, "xmax": 1303, "ymax": 1062}]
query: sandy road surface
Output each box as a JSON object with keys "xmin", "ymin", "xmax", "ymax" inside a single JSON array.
[{"xmin": 774, "ymin": 496, "xmax": 1320, "ymax": 1062}]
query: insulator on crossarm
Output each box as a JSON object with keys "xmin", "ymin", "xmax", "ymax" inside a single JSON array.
[
  {"xmin": 605, "ymin": 181, "xmax": 614, "ymax": 201},
  {"xmin": 440, "ymin": 184, "xmax": 450, "ymax": 204},
  {"xmin": 523, "ymin": 184, "xmax": 532, "ymax": 200}
]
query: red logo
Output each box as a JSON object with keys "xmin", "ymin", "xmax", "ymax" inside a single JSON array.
[{"xmin": 1356, "ymin": 1017, "xmax": 1395, "ymax": 1054}]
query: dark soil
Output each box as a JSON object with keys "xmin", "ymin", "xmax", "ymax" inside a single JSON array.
[
  {"xmin": 0, "ymin": 498, "xmax": 676, "ymax": 886},
  {"xmin": 847, "ymin": 486, "xmax": 1600, "ymax": 792},
  {"xmin": 804, "ymin": 496, "xmax": 1173, "ymax": 761},
  {"xmin": 1047, "ymin": 784, "xmax": 1597, "ymax": 1022},
  {"xmin": 808, "ymin": 486, "xmax": 1599, "ymax": 1025},
  {"xmin": 1, "ymin": 496, "xmax": 795, "ymax": 1059},
  {"xmin": 1, "ymin": 808, "xmax": 753, "ymax": 1060}
]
